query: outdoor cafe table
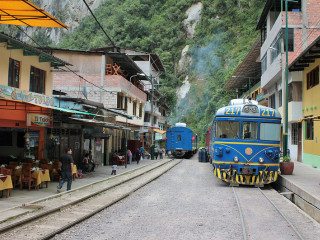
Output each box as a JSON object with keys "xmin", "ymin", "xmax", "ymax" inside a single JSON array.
[
  {"xmin": 17, "ymin": 169, "xmax": 51, "ymax": 189},
  {"xmin": 32, "ymin": 169, "xmax": 50, "ymax": 188},
  {"xmin": 0, "ymin": 175, "xmax": 13, "ymax": 197}
]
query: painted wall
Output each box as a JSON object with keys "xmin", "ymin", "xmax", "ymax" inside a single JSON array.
[
  {"xmin": 0, "ymin": 43, "xmax": 54, "ymax": 96},
  {"xmin": 302, "ymin": 58, "xmax": 320, "ymax": 167}
]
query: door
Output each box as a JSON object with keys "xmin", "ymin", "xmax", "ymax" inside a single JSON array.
[{"xmin": 297, "ymin": 123, "xmax": 302, "ymax": 162}]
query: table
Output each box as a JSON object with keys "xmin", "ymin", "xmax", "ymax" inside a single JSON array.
[
  {"xmin": 0, "ymin": 175, "xmax": 13, "ymax": 198},
  {"xmin": 31, "ymin": 169, "xmax": 50, "ymax": 188},
  {"xmin": 17, "ymin": 169, "xmax": 51, "ymax": 189}
]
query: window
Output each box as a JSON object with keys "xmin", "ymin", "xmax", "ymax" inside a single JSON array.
[
  {"xmin": 261, "ymin": 54, "xmax": 267, "ymax": 75},
  {"xmin": 260, "ymin": 123, "xmax": 281, "ymax": 141},
  {"xmin": 117, "ymin": 93, "xmax": 123, "ymax": 109},
  {"xmin": 144, "ymin": 113, "xmax": 150, "ymax": 122},
  {"xmin": 291, "ymin": 123, "xmax": 299, "ymax": 145},
  {"xmin": 124, "ymin": 97, "xmax": 127, "ymax": 111},
  {"xmin": 8, "ymin": 58, "xmax": 20, "ymax": 88},
  {"xmin": 241, "ymin": 122, "xmax": 258, "ymax": 140},
  {"xmin": 279, "ymin": 90, "xmax": 282, "ymax": 107},
  {"xmin": 139, "ymin": 103, "xmax": 142, "ymax": 118},
  {"xmin": 177, "ymin": 135, "xmax": 181, "ymax": 141},
  {"xmin": 307, "ymin": 66, "xmax": 319, "ymax": 90},
  {"xmin": 306, "ymin": 119, "xmax": 314, "ymax": 140},
  {"xmin": 283, "ymin": 28, "xmax": 294, "ymax": 52},
  {"xmin": 215, "ymin": 121, "xmax": 240, "ymax": 139},
  {"xmin": 269, "ymin": 94, "xmax": 275, "ymax": 109},
  {"xmin": 133, "ymin": 101, "xmax": 137, "ymax": 115},
  {"xmin": 29, "ymin": 66, "xmax": 45, "ymax": 94}
]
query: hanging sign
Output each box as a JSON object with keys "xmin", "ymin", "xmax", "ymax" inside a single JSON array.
[
  {"xmin": 27, "ymin": 113, "xmax": 53, "ymax": 127},
  {"xmin": 0, "ymin": 84, "xmax": 54, "ymax": 107}
]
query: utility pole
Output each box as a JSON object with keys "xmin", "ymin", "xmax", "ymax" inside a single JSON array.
[{"xmin": 150, "ymin": 75, "xmax": 154, "ymax": 146}]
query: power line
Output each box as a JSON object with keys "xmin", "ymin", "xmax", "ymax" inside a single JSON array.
[{"xmin": 82, "ymin": 0, "xmax": 116, "ymax": 48}]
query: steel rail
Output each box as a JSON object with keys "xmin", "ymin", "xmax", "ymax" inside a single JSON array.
[
  {"xmin": 39, "ymin": 159, "xmax": 180, "ymax": 240},
  {"xmin": 0, "ymin": 159, "xmax": 178, "ymax": 235},
  {"xmin": 258, "ymin": 188, "xmax": 304, "ymax": 240},
  {"xmin": 232, "ymin": 187, "xmax": 248, "ymax": 240}
]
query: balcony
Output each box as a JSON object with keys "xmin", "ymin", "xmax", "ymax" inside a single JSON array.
[{"xmin": 278, "ymin": 101, "xmax": 302, "ymax": 123}]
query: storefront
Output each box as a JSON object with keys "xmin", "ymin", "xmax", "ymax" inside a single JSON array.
[{"xmin": 0, "ymin": 97, "xmax": 53, "ymax": 163}]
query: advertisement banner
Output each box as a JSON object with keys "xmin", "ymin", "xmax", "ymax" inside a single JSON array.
[
  {"xmin": 0, "ymin": 84, "xmax": 54, "ymax": 107},
  {"xmin": 27, "ymin": 114, "xmax": 53, "ymax": 127}
]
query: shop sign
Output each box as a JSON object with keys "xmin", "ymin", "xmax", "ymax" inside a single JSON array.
[
  {"xmin": 27, "ymin": 114, "xmax": 53, "ymax": 127},
  {"xmin": 0, "ymin": 84, "xmax": 54, "ymax": 107},
  {"xmin": 256, "ymin": 93, "xmax": 264, "ymax": 102}
]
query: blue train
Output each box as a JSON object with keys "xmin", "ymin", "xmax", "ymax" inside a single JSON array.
[
  {"xmin": 209, "ymin": 99, "xmax": 281, "ymax": 186},
  {"xmin": 166, "ymin": 123, "xmax": 198, "ymax": 158}
]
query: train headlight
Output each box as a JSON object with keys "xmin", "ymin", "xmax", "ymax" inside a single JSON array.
[
  {"xmin": 259, "ymin": 157, "xmax": 264, "ymax": 163},
  {"xmin": 234, "ymin": 156, "xmax": 239, "ymax": 162}
]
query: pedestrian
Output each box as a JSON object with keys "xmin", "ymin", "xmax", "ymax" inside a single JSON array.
[
  {"xmin": 57, "ymin": 148, "xmax": 74, "ymax": 192},
  {"xmin": 154, "ymin": 146, "xmax": 159, "ymax": 160},
  {"xmin": 82, "ymin": 153, "xmax": 92, "ymax": 172},
  {"xmin": 111, "ymin": 164, "xmax": 117, "ymax": 175},
  {"xmin": 89, "ymin": 150, "xmax": 95, "ymax": 172},
  {"xmin": 135, "ymin": 148, "xmax": 141, "ymax": 164},
  {"xmin": 159, "ymin": 147, "xmax": 164, "ymax": 159},
  {"xmin": 140, "ymin": 146, "xmax": 145, "ymax": 160},
  {"xmin": 127, "ymin": 148, "xmax": 132, "ymax": 164}
]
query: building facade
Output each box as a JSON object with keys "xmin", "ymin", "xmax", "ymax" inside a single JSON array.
[
  {"xmin": 257, "ymin": 0, "xmax": 320, "ymax": 162},
  {"xmin": 0, "ymin": 33, "xmax": 68, "ymax": 163}
]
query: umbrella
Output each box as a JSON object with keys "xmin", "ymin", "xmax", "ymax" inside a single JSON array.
[{"xmin": 0, "ymin": 0, "xmax": 68, "ymax": 28}]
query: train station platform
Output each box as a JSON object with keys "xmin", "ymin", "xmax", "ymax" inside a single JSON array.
[
  {"xmin": 277, "ymin": 161, "xmax": 320, "ymax": 223},
  {"xmin": 0, "ymin": 158, "xmax": 163, "ymax": 212}
]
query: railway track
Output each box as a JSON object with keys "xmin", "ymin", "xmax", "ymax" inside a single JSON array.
[
  {"xmin": 0, "ymin": 159, "xmax": 181, "ymax": 240},
  {"xmin": 233, "ymin": 186, "xmax": 304, "ymax": 240}
]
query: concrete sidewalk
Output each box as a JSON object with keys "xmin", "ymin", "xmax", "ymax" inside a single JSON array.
[
  {"xmin": 277, "ymin": 161, "xmax": 320, "ymax": 222},
  {"xmin": 0, "ymin": 158, "xmax": 163, "ymax": 212}
]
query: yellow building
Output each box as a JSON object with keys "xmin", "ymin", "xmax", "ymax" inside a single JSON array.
[{"xmin": 289, "ymin": 36, "xmax": 320, "ymax": 168}]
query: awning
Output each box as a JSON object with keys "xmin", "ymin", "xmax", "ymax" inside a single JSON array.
[
  {"xmin": 298, "ymin": 116, "xmax": 320, "ymax": 122},
  {"xmin": 148, "ymin": 128, "xmax": 166, "ymax": 134},
  {"xmin": 69, "ymin": 117, "xmax": 121, "ymax": 129},
  {"xmin": 0, "ymin": 0, "xmax": 68, "ymax": 28},
  {"xmin": 116, "ymin": 120, "xmax": 160, "ymax": 129}
]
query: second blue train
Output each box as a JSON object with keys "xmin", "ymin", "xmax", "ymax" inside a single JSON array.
[{"xmin": 166, "ymin": 123, "xmax": 198, "ymax": 158}]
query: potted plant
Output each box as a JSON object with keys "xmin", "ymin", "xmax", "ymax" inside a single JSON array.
[{"xmin": 280, "ymin": 155, "xmax": 294, "ymax": 175}]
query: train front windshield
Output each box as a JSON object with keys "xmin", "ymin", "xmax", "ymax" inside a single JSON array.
[
  {"xmin": 216, "ymin": 121, "xmax": 239, "ymax": 139},
  {"xmin": 216, "ymin": 120, "xmax": 281, "ymax": 141},
  {"xmin": 260, "ymin": 123, "xmax": 281, "ymax": 141}
]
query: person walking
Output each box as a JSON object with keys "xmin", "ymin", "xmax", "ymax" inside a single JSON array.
[
  {"xmin": 57, "ymin": 148, "xmax": 74, "ymax": 192},
  {"xmin": 89, "ymin": 150, "xmax": 95, "ymax": 172},
  {"xmin": 127, "ymin": 148, "xmax": 132, "ymax": 164},
  {"xmin": 159, "ymin": 147, "xmax": 164, "ymax": 159},
  {"xmin": 154, "ymin": 146, "xmax": 159, "ymax": 160},
  {"xmin": 140, "ymin": 146, "xmax": 145, "ymax": 160},
  {"xmin": 135, "ymin": 148, "xmax": 141, "ymax": 164}
]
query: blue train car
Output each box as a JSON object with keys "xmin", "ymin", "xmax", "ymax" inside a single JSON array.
[
  {"xmin": 209, "ymin": 99, "xmax": 281, "ymax": 186},
  {"xmin": 166, "ymin": 123, "xmax": 198, "ymax": 158}
]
